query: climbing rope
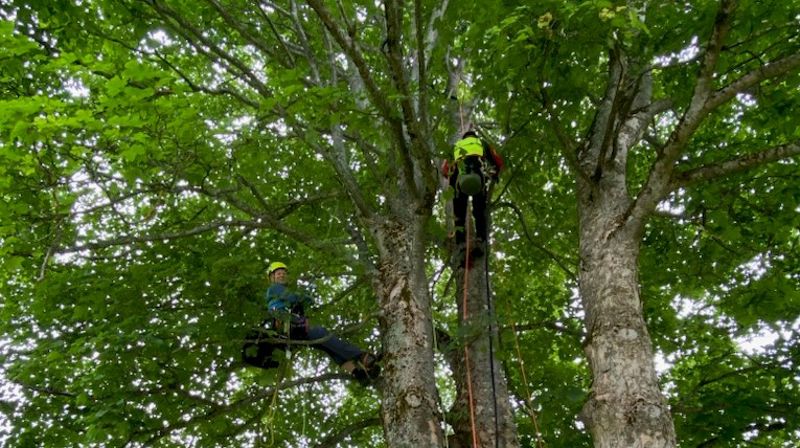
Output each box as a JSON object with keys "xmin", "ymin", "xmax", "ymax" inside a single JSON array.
[
  {"xmin": 482, "ymin": 187, "xmax": 501, "ymax": 448},
  {"xmin": 461, "ymin": 200, "xmax": 479, "ymax": 448},
  {"xmin": 263, "ymin": 322, "xmax": 294, "ymax": 446}
]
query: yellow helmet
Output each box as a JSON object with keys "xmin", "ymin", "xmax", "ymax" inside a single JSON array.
[{"xmin": 267, "ymin": 261, "xmax": 288, "ymax": 275}]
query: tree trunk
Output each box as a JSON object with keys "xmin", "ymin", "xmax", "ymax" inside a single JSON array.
[
  {"xmin": 577, "ymin": 176, "xmax": 676, "ymax": 447},
  {"xmin": 373, "ymin": 215, "xmax": 445, "ymax": 447},
  {"xmin": 450, "ymin": 236, "xmax": 519, "ymax": 448}
]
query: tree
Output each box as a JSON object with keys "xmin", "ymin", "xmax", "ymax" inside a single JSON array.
[
  {"xmin": 462, "ymin": 0, "xmax": 800, "ymax": 446},
  {"xmin": 1, "ymin": 0, "xmax": 515, "ymax": 446},
  {"xmin": 2, "ymin": 0, "xmax": 799, "ymax": 447}
]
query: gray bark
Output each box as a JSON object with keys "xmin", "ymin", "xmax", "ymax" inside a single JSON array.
[
  {"xmin": 449, "ymin": 237, "xmax": 519, "ymax": 448},
  {"xmin": 372, "ymin": 213, "xmax": 445, "ymax": 447},
  {"xmin": 575, "ymin": 48, "xmax": 676, "ymax": 447},
  {"xmin": 577, "ymin": 176, "xmax": 676, "ymax": 447}
]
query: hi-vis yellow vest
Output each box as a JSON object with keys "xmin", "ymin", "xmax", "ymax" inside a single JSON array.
[{"xmin": 453, "ymin": 136, "xmax": 484, "ymax": 162}]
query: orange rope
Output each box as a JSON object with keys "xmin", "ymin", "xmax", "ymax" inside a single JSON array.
[{"xmin": 462, "ymin": 201, "xmax": 479, "ymax": 448}]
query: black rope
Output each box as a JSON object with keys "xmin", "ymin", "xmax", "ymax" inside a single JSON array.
[{"xmin": 485, "ymin": 182, "xmax": 500, "ymax": 448}]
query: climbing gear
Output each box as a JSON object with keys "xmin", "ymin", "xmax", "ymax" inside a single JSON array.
[
  {"xmin": 267, "ymin": 261, "xmax": 287, "ymax": 275},
  {"xmin": 456, "ymin": 156, "xmax": 487, "ymax": 196},
  {"xmin": 241, "ymin": 328, "xmax": 286, "ymax": 369},
  {"xmin": 453, "ymin": 136, "xmax": 487, "ymax": 196},
  {"xmin": 457, "ymin": 169, "xmax": 483, "ymax": 196}
]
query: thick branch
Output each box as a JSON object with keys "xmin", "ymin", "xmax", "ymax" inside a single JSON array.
[
  {"xmin": 413, "ymin": 0, "xmax": 429, "ymax": 130},
  {"xmin": 693, "ymin": 0, "xmax": 737, "ymax": 108},
  {"xmin": 706, "ymin": 52, "xmax": 800, "ymax": 110},
  {"xmin": 621, "ymin": 98, "xmax": 673, "ymax": 153},
  {"xmin": 383, "ymin": 0, "xmax": 437, "ymax": 198},
  {"xmin": 627, "ymin": 0, "xmax": 739, "ymax": 226},
  {"xmin": 306, "ymin": 0, "xmax": 417, "ymax": 195},
  {"xmin": 313, "ymin": 417, "xmax": 382, "ymax": 448},
  {"xmin": 306, "ymin": 0, "xmax": 393, "ymax": 122},
  {"xmin": 671, "ymin": 140, "xmax": 800, "ymax": 188},
  {"xmin": 581, "ymin": 46, "xmax": 625, "ymax": 175}
]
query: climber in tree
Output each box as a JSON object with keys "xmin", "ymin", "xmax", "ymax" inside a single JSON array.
[
  {"xmin": 442, "ymin": 130, "xmax": 504, "ymax": 257},
  {"xmin": 256, "ymin": 261, "xmax": 380, "ymax": 383}
]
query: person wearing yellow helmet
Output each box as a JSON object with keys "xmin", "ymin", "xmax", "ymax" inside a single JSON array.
[{"xmin": 258, "ymin": 261, "xmax": 380, "ymax": 383}]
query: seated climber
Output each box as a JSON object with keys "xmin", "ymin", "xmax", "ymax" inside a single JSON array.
[{"xmin": 243, "ymin": 261, "xmax": 380, "ymax": 384}]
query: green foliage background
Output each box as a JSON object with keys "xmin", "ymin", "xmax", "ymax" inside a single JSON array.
[{"xmin": 1, "ymin": 0, "xmax": 798, "ymax": 447}]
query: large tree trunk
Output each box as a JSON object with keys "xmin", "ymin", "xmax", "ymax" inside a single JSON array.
[
  {"xmin": 449, "ymin": 237, "xmax": 519, "ymax": 447},
  {"xmin": 577, "ymin": 175, "xmax": 676, "ymax": 447},
  {"xmin": 373, "ymin": 214, "xmax": 444, "ymax": 447}
]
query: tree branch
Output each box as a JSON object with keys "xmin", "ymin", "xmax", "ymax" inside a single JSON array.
[
  {"xmin": 145, "ymin": 0, "xmax": 274, "ymax": 99},
  {"xmin": 581, "ymin": 45, "xmax": 626, "ymax": 177},
  {"xmin": 203, "ymin": 0, "xmax": 279, "ymax": 63},
  {"xmin": 494, "ymin": 201, "xmax": 577, "ymax": 280},
  {"xmin": 671, "ymin": 140, "xmax": 800, "ymax": 188},
  {"xmin": 58, "ymin": 219, "xmax": 259, "ymax": 253},
  {"xmin": 142, "ymin": 372, "xmax": 350, "ymax": 446},
  {"xmin": 306, "ymin": 0, "xmax": 417, "ymax": 195},
  {"xmin": 313, "ymin": 417, "xmax": 382, "ymax": 448},
  {"xmin": 255, "ymin": 1, "xmax": 298, "ymax": 67},
  {"xmin": 627, "ymin": 0, "xmax": 739, "ymax": 227},
  {"xmin": 539, "ymin": 86, "xmax": 591, "ymax": 186},
  {"xmin": 383, "ymin": 0, "xmax": 437, "ymax": 199},
  {"xmin": 304, "ymin": 136, "xmax": 376, "ymax": 221},
  {"xmin": 706, "ymin": 52, "xmax": 800, "ymax": 110},
  {"xmin": 413, "ymin": 0, "xmax": 430, "ymax": 134},
  {"xmin": 305, "ymin": 0, "xmax": 392, "ymax": 123},
  {"xmin": 290, "ymin": 0, "xmax": 323, "ymax": 82}
]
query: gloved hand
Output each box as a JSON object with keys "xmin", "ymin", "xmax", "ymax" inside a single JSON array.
[{"xmin": 441, "ymin": 159, "xmax": 452, "ymax": 177}]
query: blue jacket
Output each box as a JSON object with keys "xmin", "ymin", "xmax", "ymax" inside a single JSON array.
[{"xmin": 265, "ymin": 283, "xmax": 313, "ymax": 315}]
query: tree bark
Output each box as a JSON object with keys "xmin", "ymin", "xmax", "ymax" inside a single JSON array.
[
  {"xmin": 576, "ymin": 173, "xmax": 676, "ymax": 447},
  {"xmin": 372, "ymin": 213, "xmax": 445, "ymax": 447},
  {"xmin": 450, "ymin": 236, "xmax": 519, "ymax": 448}
]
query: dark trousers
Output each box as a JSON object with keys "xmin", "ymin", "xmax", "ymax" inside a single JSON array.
[
  {"xmin": 283, "ymin": 315, "xmax": 363, "ymax": 366},
  {"xmin": 450, "ymin": 157, "xmax": 488, "ymax": 245},
  {"xmin": 243, "ymin": 317, "xmax": 363, "ymax": 369}
]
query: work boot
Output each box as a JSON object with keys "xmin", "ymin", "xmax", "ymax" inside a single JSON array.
[
  {"xmin": 452, "ymin": 242, "xmax": 467, "ymax": 266},
  {"xmin": 350, "ymin": 353, "xmax": 381, "ymax": 385},
  {"xmin": 471, "ymin": 238, "xmax": 485, "ymax": 257}
]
